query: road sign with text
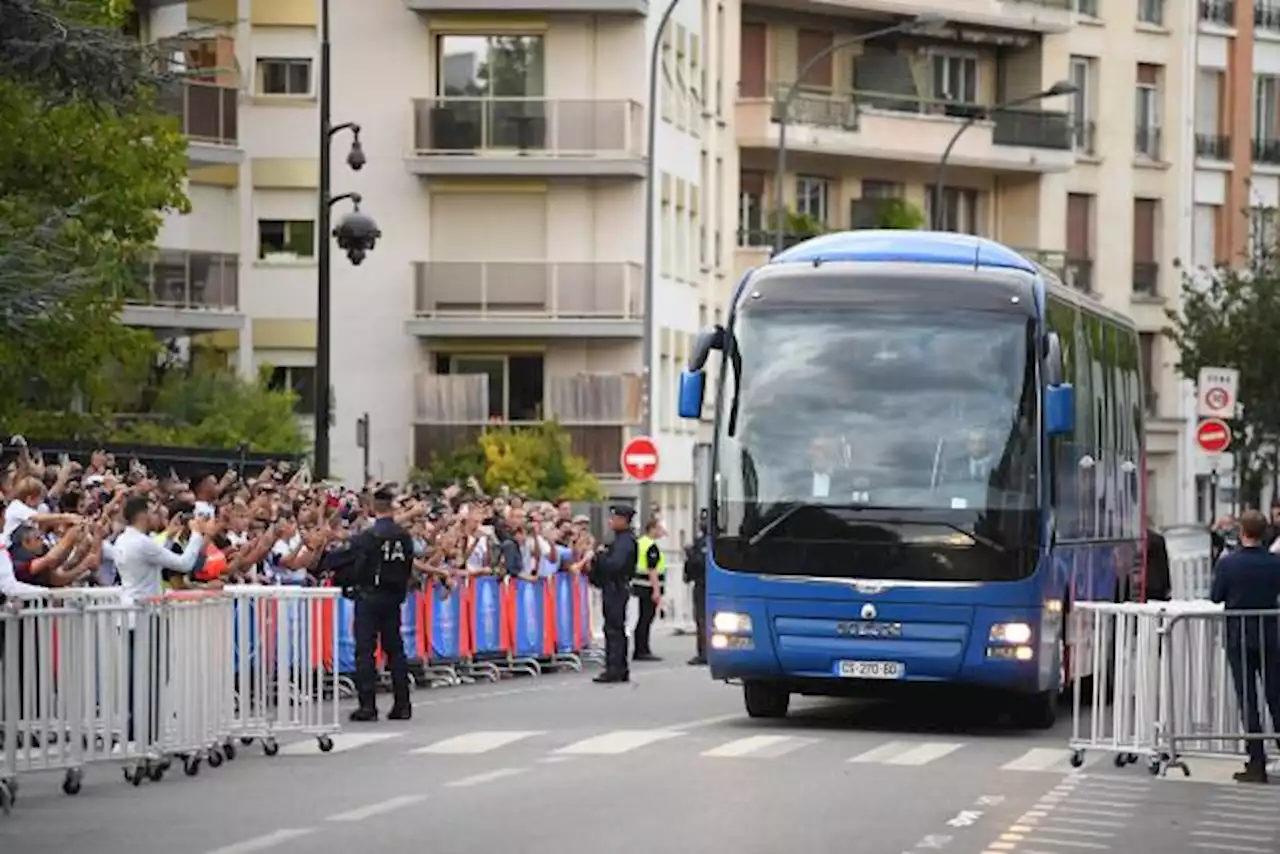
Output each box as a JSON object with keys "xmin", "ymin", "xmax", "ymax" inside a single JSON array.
[{"xmin": 1196, "ymin": 367, "xmax": 1240, "ymax": 419}]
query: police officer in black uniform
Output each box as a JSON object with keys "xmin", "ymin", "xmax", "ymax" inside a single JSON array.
[
  {"xmin": 589, "ymin": 505, "xmax": 638, "ymax": 683},
  {"xmin": 685, "ymin": 511, "xmax": 709, "ymax": 666},
  {"xmin": 322, "ymin": 487, "xmax": 415, "ymax": 722}
]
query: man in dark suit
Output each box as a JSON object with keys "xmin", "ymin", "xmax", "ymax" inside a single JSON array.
[
  {"xmin": 1209, "ymin": 509, "xmax": 1280, "ymax": 783},
  {"xmin": 792, "ymin": 436, "xmax": 853, "ymax": 501},
  {"xmin": 945, "ymin": 428, "xmax": 997, "ymax": 484},
  {"xmin": 1144, "ymin": 524, "xmax": 1171, "ymax": 601}
]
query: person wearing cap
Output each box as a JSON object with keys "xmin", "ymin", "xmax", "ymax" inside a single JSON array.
[
  {"xmin": 320, "ymin": 487, "xmax": 416, "ymax": 721},
  {"xmin": 589, "ymin": 504, "xmax": 639, "ymax": 683}
]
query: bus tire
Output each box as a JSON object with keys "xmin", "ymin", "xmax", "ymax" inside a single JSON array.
[
  {"xmin": 1012, "ymin": 690, "xmax": 1058, "ymax": 730},
  {"xmin": 743, "ymin": 681, "xmax": 790, "ymax": 719}
]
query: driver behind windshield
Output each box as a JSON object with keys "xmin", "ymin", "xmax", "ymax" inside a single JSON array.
[
  {"xmin": 799, "ymin": 435, "xmax": 852, "ymax": 501},
  {"xmin": 943, "ymin": 427, "xmax": 997, "ymax": 484}
]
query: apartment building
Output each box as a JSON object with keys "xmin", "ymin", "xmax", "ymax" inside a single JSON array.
[
  {"xmin": 1186, "ymin": 0, "xmax": 1280, "ymax": 520},
  {"xmin": 128, "ymin": 0, "xmax": 739, "ymax": 536},
  {"xmin": 725, "ymin": 0, "xmax": 1193, "ymax": 524}
]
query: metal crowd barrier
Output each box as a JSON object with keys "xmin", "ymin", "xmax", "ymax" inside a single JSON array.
[{"xmin": 1067, "ymin": 600, "xmax": 1280, "ymax": 778}]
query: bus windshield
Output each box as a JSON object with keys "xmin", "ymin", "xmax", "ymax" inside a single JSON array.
[{"xmin": 712, "ymin": 304, "xmax": 1041, "ymax": 580}]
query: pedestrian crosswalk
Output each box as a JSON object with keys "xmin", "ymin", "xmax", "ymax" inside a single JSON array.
[{"xmin": 276, "ymin": 726, "xmax": 1152, "ymax": 777}]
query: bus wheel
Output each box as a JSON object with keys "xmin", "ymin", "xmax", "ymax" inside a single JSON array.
[
  {"xmin": 1012, "ymin": 690, "xmax": 1058, "ymax": 730},
  {"xmin": 743, "ymin": 681, "xmax": 790, "ymax": 719}
]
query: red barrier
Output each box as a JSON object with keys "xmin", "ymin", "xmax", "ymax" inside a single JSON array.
[
  {"xmin": 570, "ymin": 571, "xmax": 586, "ymax": 650},
  {"xmin": 542, "ymin": 577, "xmax": 557, "ymax": 657}
]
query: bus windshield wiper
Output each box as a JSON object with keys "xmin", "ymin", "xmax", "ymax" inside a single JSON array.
[
  {"xmin": 829, "ymin": 506, "xmax": 1009, "ymax": 554},
  {"xmin": 747, "ymin": 501, "xmax": 809, "ymax": 546}
]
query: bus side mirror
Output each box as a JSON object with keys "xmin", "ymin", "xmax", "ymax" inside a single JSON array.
[
  {"xmin": 1044, "ymin": 331, "xmax": 1065, "ymax": 386},
  {"xmin": 1045, "ymin": 384, "xmax": 1075, "ymax": 437},
  {"xmin": 678, "ymin": 371, "xmax": 706, "ymax": 419},
  {"xmin": 689, "ymin": 325, "xmax": 724, "ymax": 372}
]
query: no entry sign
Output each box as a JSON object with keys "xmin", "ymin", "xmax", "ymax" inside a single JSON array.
[
  {"xmin": 621, "ymin": 436, "xmax": 660, "ymax": 482},
  {"xmin": 1195, "ymin": 418, "xmax": 1232, "ymax": 455}
]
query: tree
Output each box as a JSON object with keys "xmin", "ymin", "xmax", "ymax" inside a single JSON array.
[
  {"xmin": 870, "ymin": 198, "xmax": 926, "ymax": 229},
  {"xmin": 1163, "ymin": 232, "xmax": 1280, "ymax": 507},
  {"xmin": 418, "ymin": 422, "xmax": 604, "ymax": 500},
  {"xmin": 0, "ymin": 0, "xmax": 189, "ymax": 425}
]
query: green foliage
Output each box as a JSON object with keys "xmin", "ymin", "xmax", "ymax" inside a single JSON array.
[
  {"xmin": 870, "ymin": 198, "xmax": 926, "ymax": 229},
  {"xmin": 766, "ymin": 208, "xmax": 825, "ymax": 245},
  {"xmin": 1164, "ymin": 238, "xmax": 1280, "ymax": 504},
  {"xmin": 420, "ymin": 422, "xmax": 603, "ymax": 500}
]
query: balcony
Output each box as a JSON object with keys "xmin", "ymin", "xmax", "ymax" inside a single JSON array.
[
  {"xmin": 159, "ymin": 81, "xmax": 242, "ymax": 166},
  {"xmin": 1253, "ymin": 137, "xmax": 1280, "ymax": 165},
  {"xmin": 736, "ymin": 87, "xmax": 1074, "ymax": 174},
  {"xmin": 407, "ymin": 98, "xmax": 644, "ymax": 179},
  {"xmin": 412, "ymin": 372, "xmax": 643, "ymax": 476},
  {"xmin": 1256, "ymin": 2, "xmax": 1280, "ymax": 29},
  {"xmin": 1019, "ymin": 250, "xmax": 1094, "ymax": 293},
  {"xmin": 404, "ymin": 0, "xmax": 644, "ymax": 11},
  {"xmin": 1199, "ymin": 0, "xmax": 1235, "ymax": 23},
  {"xmin": 122, "ymin": 251, "xmax": 243, "ymax": 331},
  {"xmin": 1195, "ymin": 133, "xmax": 1231, "ymax": 161},
  {"xmin": 1132, "ymin": 261, "xmax": 1160, "ymax": 298},
  {"xmin": 407, "ymin": 261, "xmax": 644, "ymax": 339}
]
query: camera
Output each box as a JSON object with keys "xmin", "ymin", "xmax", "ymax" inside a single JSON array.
[{"xmin": 332, "ymin": 208, "xmax": 382, "ymax": 266}]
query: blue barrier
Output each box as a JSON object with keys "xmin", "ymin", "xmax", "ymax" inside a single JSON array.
[
  {"xmin": 335, "ymin": 596, "xmax": 356, "ymax": 674},
  {"xmin": 472, "ymin": 576, "xmax": 503, "ymax": 656},
  {"xmin": 554, "ymin": 573, "xmax": 575, "ymax": 653},
  {"xmin": 514, "ymin": 579, "xmax": 544, "ymax": 658},
  {"xmin": 430, "ymin": 584, "xmax": 462, "ymax": 661},
  {"xmin": 400, "ymin": 592, "xmax": 419, "ymax": 661}
]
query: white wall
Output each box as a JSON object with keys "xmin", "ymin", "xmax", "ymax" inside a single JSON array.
[{"xmin": 157, "ymin": 183, "xmax": 240, "ymax": 253}]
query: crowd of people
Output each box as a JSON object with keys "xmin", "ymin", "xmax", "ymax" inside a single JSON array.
[{"xmin": 0, "ymin": 437, "xmax": 649, "ymax": 598}]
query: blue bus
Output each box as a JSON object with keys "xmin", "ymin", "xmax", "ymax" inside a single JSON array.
[{"xmin": 677, "ymin": 230, "xmax": 1145, "ymax": 729}]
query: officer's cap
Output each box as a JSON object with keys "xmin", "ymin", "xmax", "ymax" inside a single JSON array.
[
  {"xmin": 372, "ymin": 487, "xmax": 396, "ymax": 503},
  {"xmin": 610, "ymin": 504, "xmax": 636, "ymax": 521}
]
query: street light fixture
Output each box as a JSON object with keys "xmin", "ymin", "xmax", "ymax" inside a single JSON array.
[
  {"xmin": 314, "ymin": 0, "xmax": 379, "ymax": 481},
  {"xmin": 929, "ymin": 80, "xmax": 1078, "ymax": 230},
  {"xmin": 772, "ymin": 12, "xmax": 946, "ymax": 255}
]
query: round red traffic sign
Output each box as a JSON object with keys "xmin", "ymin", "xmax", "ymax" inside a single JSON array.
[
  {"xmin": 621, "ymin": 436, "xmax": 660, "ymax": 481},
  {"xmin": 1196, "ymin": 418, "xmax": 1232, "ymax": 454},
  {"xmin": 1204, "ymin": 386, "xmax": 1230, "ymax": 411}
]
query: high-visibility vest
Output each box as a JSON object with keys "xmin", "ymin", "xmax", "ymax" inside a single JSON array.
[{"xmin": 634, "ymin": 536, "xmax": 667, "ymax": 578}]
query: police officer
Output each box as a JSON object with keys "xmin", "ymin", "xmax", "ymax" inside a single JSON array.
[
  {"xmin": 590, "ymin": 505, "xmax": 638, "ymax": 683},
  {"xmin": 684, "ymin": 511, "xmax": 708, "ymax": 666},
  {"xmin": 322, "ymin": 488, "xmax": 415, "ymax": 722},
  {"xmin": 631, "ymin": 518, "xmax": 665, "ymax": 661}
]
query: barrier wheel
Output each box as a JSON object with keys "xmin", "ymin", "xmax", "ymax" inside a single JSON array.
[
  {"xmin": 239, "ymin": 737, "xmax": 254, "ymax": 746},
  {"xmin": 1147, "ymin": 759, "xmax": 1161, "ymax": 776},
  {"xmin": 0, "ymin": 781, "xmax": 12, "ymax": 816},
  {"xmin": 1113, "ymin": 754, "xmax": 1128, "ymax": 768},
  {"xmin": 1070, "ymin": 751, "xmax": 1085, "ymax": 768},
  {"xmin": 62, "ymin": 769, "xmax": 83, "ymax": 796},
  {"xmin": 125, "ymin": 767, "xmax": 143, "ymax": 787},
  {"xmin": 183, "ymin": 757, "xmax": 200, "ymax": 778},
  {"xmin": 207, "ymin": 748, "xmax": 224, "ymax": 769},
  {"xmin": 223, "ymin": 743, "xmax": 237, "ymax": 761},
  {"xmin": 147, "ymin": 763, "xmax": 165, "ymax": 783},
  {"xmin": 262, "ymin": 740, "xmax": 279, "ymax": 757},
  {"xmin": 318, "ymin": 736, "xmax": 334, "ymax": 753}
]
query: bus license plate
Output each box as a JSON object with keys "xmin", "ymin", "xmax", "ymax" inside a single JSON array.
[{"xmin": 837, "ymin": 660, "xmax": 904, "ymax": 680}]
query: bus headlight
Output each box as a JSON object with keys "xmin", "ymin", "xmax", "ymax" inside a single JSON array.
[
  {"xmin": 713, "ymin": 611, "xmax": 753, "ymax": 634},
  {"xmin": 989, "ymin": 622, "xmax": 1033, "ymax": 645}
]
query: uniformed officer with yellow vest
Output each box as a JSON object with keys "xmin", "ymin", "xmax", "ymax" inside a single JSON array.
[{"xmin": 631, "ymin": 518, "xmax": 665, "ymax": 661}]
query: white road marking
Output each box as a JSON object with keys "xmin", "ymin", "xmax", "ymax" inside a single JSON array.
[
  {"xmin": 205, "ymin": 829, "xmax": 314, "ymax": 854},
  {"xmin": 1207, "ymin": 800, "xmax": 1276, "ymax": 813},
  {"xmin": 1190, "ymin": 844, "xmax": 1275, "ymax": 853},
  {"xmin": 1050, "ymin": 816, "xmax": 1125, "ymax": 828},
  {"xmin": 1002, "ymin": 748, "xmax": 1081, "ymax": 772},
  {"xmin": 1191, "ymin": 831, "xmax": 1275, "ymax": 843},
  {"xmin": 1057, "ymin": 806, "xmax": 1134, "ymax": 819},
  {"xmin": 1031, "ymin": 826, "xmax": 1115, "ymax": 838},
  {"xmin": 412, "ymin": 731, "xmax": 544, "ymax": 755},
  {"xmin": 280, "ymin": 732, "xmax": 403, "ymax": 756},
  {"xmin": 555, "ymin": 729, "xmax": 683, "ymax": 755},
  {"xmin": 325, "ymin": 795, "xmax": 427, "ymax": 822},
  {"xmin": 701, "ymin": 734, "xmax": 814, "ymax": 758},
  {"xmin": 1022, "ymin": 836, "xmax": 1109, "ymax": 849},
  {"xmin": 445, "ymin": 767, "xmax": 527, "ymax": 788},
  {"xmin": 885, "ymin": 741, "xmax": 966, "ymax": 765}
]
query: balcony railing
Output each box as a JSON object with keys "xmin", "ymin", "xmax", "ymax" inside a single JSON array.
[
  {"xmin": 1135, "ymin": 126, "xmax": 1162, "ymax": 160},
  {"xmin": 1196, "ymin": 133, "xmax": 1231, "ymax": 160},
  {"xmin": 1256, "ymin": 2, "xmax": 1280, "ymax": 29},
  {"xmin": 736, "ymin": 228, "xmax": 830, "ymax": 249},
  {"xmin": 1133, "ymin": 261, "xmax": 1159, "ymax": 298},
  {"xmin": 411, "ymin": 97, "xmax": 642, "ymax": 157},
  {"xmin": 133, "ymin": 251, "xmax": 240, "ymax": 311},
  {"xmin": 1199, "ymin": 0, "xmax": 1235, "ymax": 22},
  {"xmin": 768, "ymin": 85, "xmax": 859, "ymax": 130},
  {"xmin": 1071, "ymin": 119, "xmax": 1096, "ymax": 155},
  {"xmin": 412, "ymin": 372, "xmax": 642, "ymax": 475},
  {"xmin": 412, "ymin": 261, "xmax": 643, "ymax": 320},
  {"xmin": 851, "ymin": 90, "xmax": 988, "ymax": 121},
  {"xmin": 1254, "ymin": 137, "xmax": 1280, "ymax": 164},
  {"xmin": 159, "ymin": 80, "xmax": 239, "ymax": 146},
  {"xmin": 991, "ymin": 108, "xmax": 1072, "ymax": 150}
]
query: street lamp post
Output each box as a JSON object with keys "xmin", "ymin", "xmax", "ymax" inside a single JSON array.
[
  {"xmin": 637, "ymin": 0, "xmax": 684, "ymax": 519},
  {"xmin": 314, "ymin": 0, "xmax": 379, "ymax": 481},
  {"xmin": 929, "ymin": 81, "xmax": 1078, "ymax": 230},
  {"xmin": 772, "ymin": 13, "xmax": 945, "ymax": 255}
]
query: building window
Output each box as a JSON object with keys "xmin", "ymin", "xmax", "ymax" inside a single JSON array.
[
  {"xmin": 926, "ymin": 187, "xmax": 981, "ymax": 234},
  {"xmin": 436, "ymin": 35, "xmax": 545, "ymax": 97},
  {"xmin": 929, "ymin": 53, "xmax": 978, "ymax": 104},
  {"xmin": 268, "ymin": 366, "xmax": 316, "ymax": 415},
  {"xmin": 795, "ymin": 176, "xmax": 831, "ymax": 226},
  {"xmin": 434, "ymin": 354, "xmax": 545, "ymax": 422},
  {"xmin": 1254, "ymin": 75, "xmax": 1280, "ymax": 164},
  {"xmin": 1135, "ymin": 64, "xmax": 1162, "ymax": 159},
  {"xmin": 1069, "ymin": 56, "xmax": 1096, "ymax": 154},
  {"xmin": 1195, "ymin": 69, "xmax": 1228, "ymax": 160},
  {"xmin": 1138, "ymin": 0, "xmax": 1165, "ymax": 25},
  {"xmin": 257, "ymin": 220, "xmax": 316, "ymax": 260},
  {"xmin": 1133, "ymin": 198, "xmax": 1160, "ymax": 297},
  {"xmin": 1138, "ymin": 333, "xmax": 1158, "ymax": 415},
  {"xmin": 256, "ymin": 58, "xmax": 312, "ymax": 96}
]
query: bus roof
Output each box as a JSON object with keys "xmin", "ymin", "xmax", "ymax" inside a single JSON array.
[{"xmin": 763, "ymin": 230, "xmax": 1137, "ymax": 332}]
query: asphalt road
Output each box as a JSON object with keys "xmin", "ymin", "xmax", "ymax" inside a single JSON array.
[{"xmin": 2, "ymin": 633, "xmax": 1276, "ymax": 854}]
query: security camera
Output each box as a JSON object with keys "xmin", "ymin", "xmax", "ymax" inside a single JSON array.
[
  {"xmin": 332, "ymin": 208, "xmax": 382, "ymax": 266},
  {"xmin": 346, "ymin": 139, "xmax": 366, "ymax": 171}
]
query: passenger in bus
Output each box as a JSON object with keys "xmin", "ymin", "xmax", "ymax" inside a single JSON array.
[
  {"xmin": 796, "ymin": 435, "xmax": 854, "ymax": 501},
  {"xmin": 941, "ymin": 428, "xmax": 997, "ymax": 484}
]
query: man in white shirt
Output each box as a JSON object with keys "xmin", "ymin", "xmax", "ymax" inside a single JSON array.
[{"xmin": 105, "ymin": 496, "xmax": 208, "ymax": 601}]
